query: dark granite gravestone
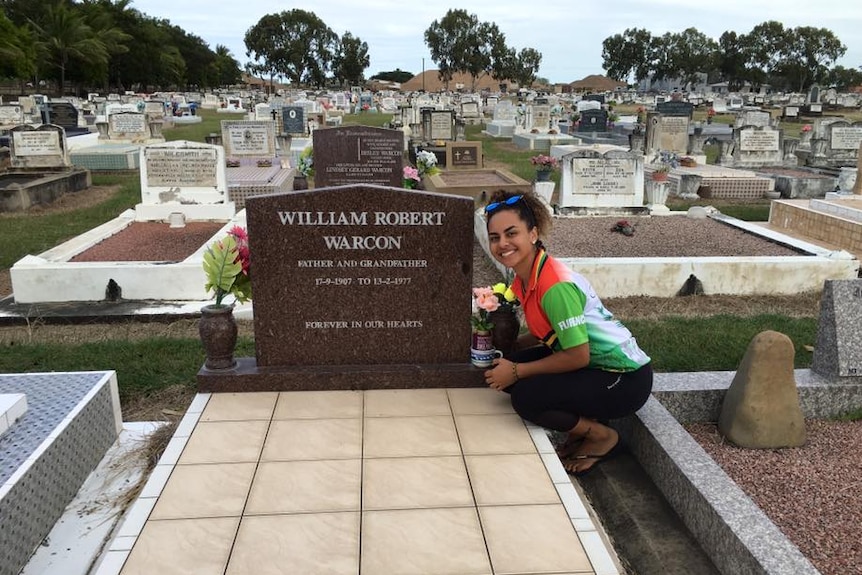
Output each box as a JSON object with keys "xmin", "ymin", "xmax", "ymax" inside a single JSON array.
[
  {"xmin": 41, "ymin": 102, "xmax": 88, "ymax": 136},
  {"xmin": 198, "ymin": 184, "xmax": 482, "ymax": 391},
  {"xmin": 656, "ymin": 101, "xmax": 694, "ymax": 118},
  {"xmin": 282, "ymin": 105, "xmax": 306, "ymax": 135},
  {"xmin": 578, "ymin": 109, "xmax": 609, "ymax": 132},
  {"xmin": 313, "ymin": 126, "xmax": 403, "ymax": 187},
  {"xmin": 811, "ymin": 279, "xmax": 862, "ymax": 379},
  {"xmin": 583, "ymin": 94, "xmax": 606, "ymax": 104},
  {"xmin": 446, "ymin": 141, "xmax": 483, "ymax": 169}
]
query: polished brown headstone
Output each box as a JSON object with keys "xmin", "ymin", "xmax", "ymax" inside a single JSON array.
[
  {"xmin": 312, "ymin": 126, "xmax": 403, "ymax": 188},
  {"xmin": 198, "ymin": 184, "xmax": 484, "ymax": 391}
]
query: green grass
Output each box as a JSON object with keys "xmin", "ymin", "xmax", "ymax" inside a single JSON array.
[
  {"xmin": 162, "ymin": 109, "xmax": 223, "ymax": 143},
  {"xmin": 0, "ymin": 173, "xmax": 140, "ymax": 268},
  {"xmin": 341, "ymin": 112, "xmax": 393, "ymax": 128},
  {"xmin": 466, "ymin": 124, "xmax": 551, "ymax": 183},
  {"xmin": 0, "ymin": 337, "xmax": 255, "ymax": 404}
]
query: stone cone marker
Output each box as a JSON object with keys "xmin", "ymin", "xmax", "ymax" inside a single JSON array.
[{"xmin": 718, "ymin": 330, "xmax": 806, "ymax": 448}]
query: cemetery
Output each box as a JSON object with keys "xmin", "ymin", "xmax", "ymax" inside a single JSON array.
[{"xmin": 1, "ymin": 29, "xmax": 862, "ymax": 575}]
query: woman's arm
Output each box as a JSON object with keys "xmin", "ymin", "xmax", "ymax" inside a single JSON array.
[{"xmin": 485, "ymin": 343, "xmax": 589, "ymax": 390}]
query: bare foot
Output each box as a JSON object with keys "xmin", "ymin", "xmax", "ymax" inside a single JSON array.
[{"xmin": 555, "ymin": 436, "xmax": 584, "ymax": 459}]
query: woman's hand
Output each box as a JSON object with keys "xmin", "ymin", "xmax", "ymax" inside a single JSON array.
[{"xmin": 484, "ymin": 358, "xmax": 518, "ymax": 391}]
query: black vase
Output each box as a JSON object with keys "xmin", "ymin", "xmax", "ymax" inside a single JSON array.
[
  {"xmin": 199, "ymin": 305, "xmax": 238, "ymax": 370},
  {"xmin": 293, "ymin": 175, "xmax": 309, "ymax": 190},
  {"xmin": 488, "ymin": 308, "xmax": 520, "ymax": 356}
]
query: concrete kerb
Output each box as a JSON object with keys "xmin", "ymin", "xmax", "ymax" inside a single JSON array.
[{"xmin": 621, "ymin": 369, "xmax": 862, "ymax": 575}]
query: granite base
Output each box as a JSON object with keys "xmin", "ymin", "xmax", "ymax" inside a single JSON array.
[{"xmin": 197, "ymin": 357, "xmax": 488, "ymax": 392}]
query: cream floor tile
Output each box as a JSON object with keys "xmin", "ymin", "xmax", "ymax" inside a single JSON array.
[
  {"xmin": 447, "ymin": 387, "xmax": 516, "ymax": 415},
  {"xmin": 479, "ymin": 504, "xmax": 593, "ymax": 574},
  {"xmin": 363, "ymin": 456, "xmax": 474, "ymax": 510},
  {"xmin": 149, "ymin": 462, "xmax": 256, "ymax": 519},
  {"xmin": 364, "ymin": 388, "xmax": 451, "ymax": 417},
  {"xmin": 455, "ymin": 414, "xmax": 536, "ymax": 455},
  {"xmin": 465, "ymin": 453, "xmax": 560, "ymax": 506},
  {"xmin": 245, "ymin": 459, "xmax": 361, "ymax": 514},
  {"xmin": 361, "ymin": 508, "xmax": 491, "ymax": 575},
  {"xmin": 261, "ymin": 418, "xmax": 362, "ymax": 461},
  {"xmin": 363, "ymin": 415, "xmax": 461, "ymax": 458},
  {"xmin": 226, "ymin": 513, "xmax": 359, "ymax": 575},
  {"xmin": 274, "ymin": 390, "xmax": 363, "ymax": 419},
  {"xmin": 120, "ymin": 517, "xmax": 239, "ymax": 575},
  {"xmin": 199, "ymin": 392, "xmax": 278, "ymax": 421},
  {"xmin": 178, "ymin": 420, "xmax": 268, "ymax": 464}
]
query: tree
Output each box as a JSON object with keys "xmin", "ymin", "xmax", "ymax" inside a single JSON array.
[
  {"xmin": 823, "ymin": 65, "xmax": 862, "ymax": 90},
  {"xmin": 244, "ymin": 10, "xmax": 336, "ymax": 88},
  {"xmin": 424, "ymin": 9, "xmax": 472, "ymax": 89},
  {"xmin": 601, "ymin": 28, "xmax": 652, "ymax": 83},
  {"xmin": 0, "ymin": 9, "xmax": 35, "ymax": 79},
  {"xmin": 509, "ymin": 47, "xmax": 542, "ymax": 88},
  {"xmin": 666, "ymin": 28, "xmax": 718, "ymax": 90},
  {"xmin": 211, "ymin": 44, "xmax": 242, "ymax": 87},
  {"xmin": 716, "ymin": 31, "xmax": 748, "ymax": 91},
  {"xmin": 779, "ymin": 26, "xmax": 846, "ymax": 91},
  {"xmin": 370, "ymin": 69, "xmax": 413, "ymax": 83},
  {"xmin": 740, "ymin": 21, "xmax": 787, "ymax": 89},
  {"xmin": 28, "ymin": 1, "xmax": 109, "ymax": 95},
  {"xmin": 331, "ymin": 31, "xmax": 368, "ymax": 87}
]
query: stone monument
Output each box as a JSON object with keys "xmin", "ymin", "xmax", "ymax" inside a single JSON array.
[{"xmin": 198, "ymin": 184, "xmax": 483, "ymax": 391}]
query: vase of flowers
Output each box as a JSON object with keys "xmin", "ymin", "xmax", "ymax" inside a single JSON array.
[
  {"xmin": 294, "ymin": 146, "xmax": 313, "ymax": 190},
  {"xmin": 471, "ymin": 286, "xmax": 498, "ymax": 351},
  {"xmin": 200, "ymin": 226, "xmax": 252, "ymax": 370},
  {"xmin": 415, "ymin": 150, "xmax": 441, "ymax": 178},
  {"xmin": 531, "ymin": 154, "xmax": 558, "ymax": 182},
  {"xmin": 487, "ymin": 281, "xmax": 520, "ymax": 355}
]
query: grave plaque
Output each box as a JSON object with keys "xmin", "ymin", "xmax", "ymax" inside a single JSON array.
[
  {"xmin": 531, "ymin": 105, "xmax": 550, "ymax": 130},
  {"xmin": 10, "ymin": 124, "xmax": 68, "ymax": 168},
  {"xmin": 830, "ymin": 126, "xmax": 862, "ymax": 151},
  {"xmin": 571, "ymin": 157, "xmax": 636, "ymax": 195},
  {"xmin": 578, "ymin": 109, "xmax": 608, "ymax": 132},
  {"xmin": 282, "ymin": 106, "xmax": 306, "ymax": 135},
  {"xmin": 659, "ymin": 116, "xmax": 690, "ymax": 153},
  {"xmin": 740, "ymin": 129, "xmax": 780, "ymax": 152},
  {"xmin": 0, "ymin": 105, "xmax": 23, "ymax": 125},
  {"xmin": 313, "ymin": 126, "xmax": 403, "ymax": 187},
  {"xmin": 144, "ymin": 147, "xmax": 218, "ymax": 187},
  {"xmin": 220, "ymin": 120, "xmax": 276, "ymax": 157},
  {"xmin": 109, "ymin": 112, "xmax": 147, "ymax": 135},
  {"xmin": 42, "ymin": 102, "xmax": 79, "ymax": 129},
  {"xmin": 445, "ymin": 141, "xmax": 483, "ymax": 170},
  {"xmin": 811, "ymin": 279, "xmax": 862, "ymax": 378},
  {"xmin": 656, "ymin": 101, "xmax": 694, "ymax": 117},
  {"xmin": 245, "ymin": 185, "xmax": 473, "ymax": 367},
  {"xmin": 430, "ymin": 110, "xmax": 455, "ymax": 141}
]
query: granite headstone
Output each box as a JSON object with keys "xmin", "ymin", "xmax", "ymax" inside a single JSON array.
[
  {"xmin": 578, "ymin": 109, "xmax": 609, "ymax": 132},
  {"xmin": 313, "ymin": 126, "xmax": 403, "ymax": 187},
  {"xmin": 282, "ymin": 106, "xmax": 306, "ymax": 136},
  {"xmin": 445, "ymin": 141, "xmax": 483, "ymax": 170},
  {"xmin": 246, "ymin": 185, "xmax": 473, "ymax": 367},
  {"xmin": 811, "ymin": 279, "xmax": 862, "ymax": 378}
]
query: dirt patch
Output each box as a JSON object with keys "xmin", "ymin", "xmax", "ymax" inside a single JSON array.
[{"xmin": 0, "ymin": 184, "xmax": 120, "ymax": 218}]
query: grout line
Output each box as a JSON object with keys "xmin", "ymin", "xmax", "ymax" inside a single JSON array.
[{"xmin": 358, "ymin": 389, "xmax": 366, "ymax": 575}]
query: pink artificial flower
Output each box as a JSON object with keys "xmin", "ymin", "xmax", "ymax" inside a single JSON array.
[
  {"xmin": 802, "ymin": 124, "xmax": 812, "ymax": 132},
  {"xmin": 403, "ymin": 166, "xmax": 420, "ymax": 181},
  {"xmin": 473, "ymin": 287, "xmax": 500, "ymax": 312}
]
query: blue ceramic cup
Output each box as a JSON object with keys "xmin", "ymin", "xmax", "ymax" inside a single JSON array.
[{"xmin": 470, "ymin": 348, "xmax": 503, "ymax": 368}]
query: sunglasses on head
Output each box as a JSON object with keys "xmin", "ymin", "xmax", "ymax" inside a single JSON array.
[{"xmin": 484, "ymin": 195, "xmax": 524, "ymax": 214}]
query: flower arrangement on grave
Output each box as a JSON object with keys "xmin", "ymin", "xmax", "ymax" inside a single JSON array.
[
  {"xmin": 636, "ymin": 106, "xmax": 645, "ymax": 124},
  {"xmin": 402, "ymin": 165, "xmax": 421, "ymax": 189},
  {"xmin": 471, "ymin": 286, "xmax": 501, "ymax": 333},
  {"xmin": 415, "ymin": 150, "xmax": 440, "ymax": 177},
  {"xmin": 801, "ymin": 124, "xmax": 812, "ymax": 133},
  {"xmin": 707, "ymin": 107, "xmax": 716, "ymax": 124},
  {"xmin": 652, "ymin": 150, "xmax": 680, "ymax": 170},
  {"xmin": 203, "ymin": 226, "xmax": 252, "ymax": 307},
  {"xmin": 530, "ymin": 154, "xmax": 558, "ymax": 173},
  {"xmin": 611, "ymin": 219, "xmax": 635, "ymax": 237},
  {"xmin": 297, "ymin": 146, "xmax": 314, "ymax": 178}
]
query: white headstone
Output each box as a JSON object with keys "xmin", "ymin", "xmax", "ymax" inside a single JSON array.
[{"xmin": 10, "ymin": 124, "xmax": 69, "ymax": 168}]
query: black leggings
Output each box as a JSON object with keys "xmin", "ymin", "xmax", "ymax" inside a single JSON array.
[{"xmin": 503, "ymin": 346, "xmax": 653, "ymax": 432}]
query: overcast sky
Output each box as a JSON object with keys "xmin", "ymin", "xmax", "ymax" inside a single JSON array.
[{"xmin": 132, "ymin": 0, "xmax": 861, "ymax": 85}]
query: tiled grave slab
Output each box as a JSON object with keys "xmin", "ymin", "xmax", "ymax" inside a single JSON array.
[
  {"xmin": 0, "ymin": 372, "xmax": 121, "ymax": 575},
  {"xmin": 103, "ymin": 389, "xmax": 614, "ymax": 575}
]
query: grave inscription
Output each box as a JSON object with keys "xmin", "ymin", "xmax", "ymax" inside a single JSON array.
[
  {"xmin": 313, "ymin": 126, "xmax": 403, "ymax": 188},
  {"xmin": 145, "ymin": 148, "xmax": 218, "ymax": 187}
]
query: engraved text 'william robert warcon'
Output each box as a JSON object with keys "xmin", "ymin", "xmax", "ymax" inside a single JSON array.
[{"xmin": 277, "ymin": 211, "xmax": 446, "ymax": 226}]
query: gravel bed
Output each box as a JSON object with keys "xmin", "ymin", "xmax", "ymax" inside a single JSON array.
[
  {"xmin": 687, "ymin": 420, "xmax": 862, "ymax": 575},
  {"xmin": 69, "ymin": 222, "xmax": 225, "ymax": 262},
  {"xmin": 545, "ymin": 216, "xmax": 802, "ymax": 258}
]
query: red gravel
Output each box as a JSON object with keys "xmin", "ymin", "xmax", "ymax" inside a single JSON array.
[
  {"xmin": 69, "ymin": 222, "xmax": 225, "ymax": 262},
  {"xmin": 547, "ymin": 216, "xmax": 802, "ymax": 258},
  {"xmin": 687, "ymin": 420, "xmax": 862, "ymax": 575}
]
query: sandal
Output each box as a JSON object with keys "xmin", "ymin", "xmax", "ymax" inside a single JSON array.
[
  {"xmin": 555, "ymin": 438, "xmax": 584, "ymax": 459},
  {"xmin": 563, "ymin": 440, "xmax": 624, "ymax": 477}
]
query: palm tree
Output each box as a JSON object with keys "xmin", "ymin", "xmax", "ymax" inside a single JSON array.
[{"xmin": 29, "ymin": 1, "xmax": 109, "ymax": 96}]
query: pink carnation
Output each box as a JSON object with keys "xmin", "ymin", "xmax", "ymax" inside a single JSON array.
[{"xmin": 403, "ymin": 166, "xmax": 420, "ymax": 181}]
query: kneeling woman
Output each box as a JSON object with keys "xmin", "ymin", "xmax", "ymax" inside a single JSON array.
[{"xmin": 482, "ymin": 191, "xmax": 653, "ymax": 476}]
